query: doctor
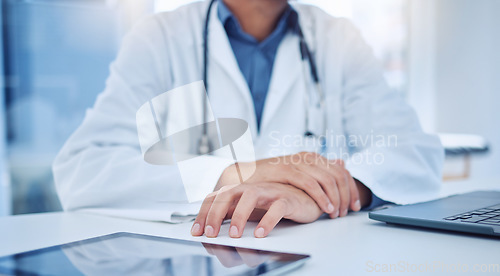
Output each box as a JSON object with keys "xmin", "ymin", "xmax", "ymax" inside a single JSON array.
[{"xmin": 53, "ymin": 0, "xmax": 444, "ymax": 238}]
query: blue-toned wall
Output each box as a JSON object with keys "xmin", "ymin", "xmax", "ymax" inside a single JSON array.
[
  {"xmin": 0, "ymin": 0, "xmax": 10, "ymax": 216},
  {"xmin": 434, "ymin": 0, "xmax": 500, "ymax": 179},
  {"xmin": 3, "ymin": 0, "xmax": 122, "ymax": 214}
]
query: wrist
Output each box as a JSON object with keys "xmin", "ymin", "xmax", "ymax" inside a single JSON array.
[{"xmin": 354, "ymin": 179, "xmax": 372, "ymax": 208}]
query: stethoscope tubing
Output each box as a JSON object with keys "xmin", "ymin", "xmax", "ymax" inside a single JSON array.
[{"xmin": 200, "ymin": 0, "xmax": 326, "ymax": 155}]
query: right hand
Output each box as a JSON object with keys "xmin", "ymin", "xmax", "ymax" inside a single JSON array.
[
  {"xmin": 192, "ymin": 182, "xmax": 324, "ymax": 238},
  {"xmin": 216, "ymin": 152, "xmax": 361, "ymax": 218}
]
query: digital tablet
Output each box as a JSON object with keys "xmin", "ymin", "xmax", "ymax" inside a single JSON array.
[{"xmin": 0, "ymin": 232, "xmax": 309, "ymax": 275}]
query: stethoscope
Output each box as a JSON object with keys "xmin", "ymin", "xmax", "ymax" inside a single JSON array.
[{"xmin": 198, "ymin": 0, "xmax": 327, "ymax": 156}]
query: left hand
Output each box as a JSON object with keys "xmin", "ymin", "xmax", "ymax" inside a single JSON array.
[
  {"xmin": 216, "ymin": 152, "xmax": 362, "ymax": 218},
  {"xmin": 191, "ymin": 182, "xmax": 324, "ymax": 238}
]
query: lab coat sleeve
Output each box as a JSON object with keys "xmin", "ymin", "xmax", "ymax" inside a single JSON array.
[
  {"xmin": 339, "ymin": 20, "xmax": 445, "ymax": 205},
  {"xmin": 52, "ymin": 16, "xmax": 233, "ymax": 223}
]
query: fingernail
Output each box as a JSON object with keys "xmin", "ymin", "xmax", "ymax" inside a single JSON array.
[
  {"xmin": 341, "ymin": 209, "xmax": 348, "ymax": 217},
  {"xmin": 229, "ymin": 225, "xmax": 239, "ymax": 238},
  {"xmin": 205, "ymin": 225, "xmax": 214, "ymax": 237},
  {"xmin": 354, "ymin": 200, "xmax": 361, "ymax": 210},
  {"xmin": 255, "ymin": 227, "xmax": 265, "ymax": 238},
  {"xmin": 191, "ymin": 223, "xmax": 200, "ymax": 235},
  {"xmin": 327, "ymin": 203, "xmax": 334, "ymax": 213}
]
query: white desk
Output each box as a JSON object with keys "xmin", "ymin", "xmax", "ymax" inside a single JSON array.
[{"xmin": 1, "ymin": 178, "xmax": 500, "ymax": 275}]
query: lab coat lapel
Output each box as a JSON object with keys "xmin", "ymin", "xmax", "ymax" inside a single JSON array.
[
  {"xmin": 260, "ymin": 33, "xmax": 301, "ymax": 133},
  {"xmin": 206, "ymin": 2, "xmax": 258, "ymax": 137}
]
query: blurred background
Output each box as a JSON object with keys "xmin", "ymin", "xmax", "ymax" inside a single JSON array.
[{"xmin": 0, "ymin": 0, "xmax": 498, "ymax": 216}]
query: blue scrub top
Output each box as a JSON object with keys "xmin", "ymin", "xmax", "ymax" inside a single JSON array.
[{"xmin": 217, "ymin": 1, "xmax": 296, "ymax": 130}]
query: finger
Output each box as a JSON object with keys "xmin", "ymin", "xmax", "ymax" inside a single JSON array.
[
  {"xmin": 308, "ymin": 155, "xmax": 344, "ymax": 218},
  {"xmin": 322, "ymin": 176, "xmax": 340, "ymax": 219},
  {"xmin": 294, "ymin": 164, "xmax": 336, "ymax": 214},
  {"xmin": 284, "ymin": 169, "xmax": 333, "ymax": 213},
  {"xmin": 296, "ymin": 157, "xmax": 342, "ymax": 218},
  {"xmin": 333, "ymin": 167, "xmax": 350, "ymax": 217},
  {"xmin": 229, "ymin": 189, "xmax": 260, "ymax": 238},
  {"xmin": 254, "ymin": 199, "xmax": 287, "ymax": 238},
  {"xmin": 205, "ymin": 186, "xmax": 240, "ymax": 238},
  {"xmin": 303, "ymin": 155, "xmax": 346, "ymax": 218},
  {"xmin": 192, "ymin": 192, "xmax": 217, "ymax": 236},
  {"xmin": 346, "ymin": 171, "xmax": 361, "ymax": 211}
]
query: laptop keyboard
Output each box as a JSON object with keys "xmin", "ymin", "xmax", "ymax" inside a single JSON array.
[{"xmin": 444, "ymin": 204, "xmax": 500, "ymax": 226}]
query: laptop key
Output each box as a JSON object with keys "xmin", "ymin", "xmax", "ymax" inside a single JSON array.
[
  {"xmin": 476, "ymin": 209, "xmax": 494, "ymax": 213},
  {"xmin": 479, "ymin": 214, "xmax": 495, "ymax": 218},
  {"xmin": 461, "ymin": 216, "xmax": 487, "ymax": 223},
  {"xmin": 456, "ymin": 213, "xmax": 470, "ymax": 217},
  {"xmin": 480, "ymin": 218, "xmax": 500, "ymax": 222},
  {"xmin": 478, "ymin": 221, "xmax": 500, "ymax": 226},
  {"xmin": 471, "ymin": 209, "xmax": 494, "ymax": 215},
  {"xmin": 470, "ymin": 212, "xmax": 484, "ymax": 215},
  {"xmin": 443, "ymin": 204, "xmax": 500, "ymax": 224},
  {"xmin": 484, "ymin": 204, "xmax": 500, "ymax": 210}
]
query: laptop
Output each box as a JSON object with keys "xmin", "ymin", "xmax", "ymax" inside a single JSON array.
[
  {"xmin": 0, "ymin": 232, "xmax": 309, "ymax": 275},
  {"xmin": 369, "ymin": 191, "xmax": 500, "ymax": 237}
]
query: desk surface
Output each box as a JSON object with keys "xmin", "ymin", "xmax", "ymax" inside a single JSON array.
[{"xmin": 1, "ymin": 178, "xmax": 500, "ymax": 275}]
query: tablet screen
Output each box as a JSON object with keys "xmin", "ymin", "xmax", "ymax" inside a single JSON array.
[{"xmin": 0, "ymin": 232, "xmax": 309, "ymax": 275}]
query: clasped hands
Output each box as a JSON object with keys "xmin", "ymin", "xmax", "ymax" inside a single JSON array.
[{"xmin": 191, "ymin": 152, "xmax": 365, "ymax": 238}]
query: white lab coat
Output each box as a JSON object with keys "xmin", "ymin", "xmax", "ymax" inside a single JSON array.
[{"xmin": 53, "ymin": 1, "xmax": 444, "ymax": 222}]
